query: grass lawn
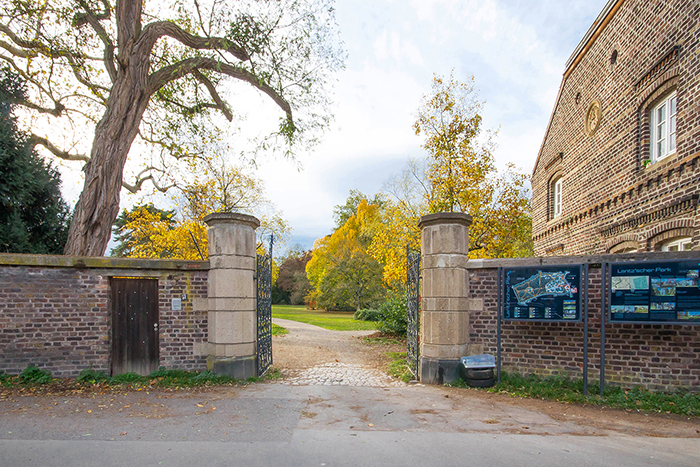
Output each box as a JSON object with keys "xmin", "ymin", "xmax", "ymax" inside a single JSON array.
[
  {"xmin": 451, "ymin": 372, "xmax": 700, "ymax": 417},
  {"xmin": 271, "ymin": 323, "xmax": 288, "ymax": 336},
  {"xmin": 272, "ymin": 304, "xmax": 377, "ymax": 331}
]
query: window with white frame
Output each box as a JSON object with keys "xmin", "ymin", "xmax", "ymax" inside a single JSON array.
[
  {"xmin": 661, "ymin": 237, "xmax": 692, "ymax": 252},
  {"xmin": 552, "ymin": 177, "xmax": 562, "ymax": 219},
  {"xmin": 650, "ymin": 92, "xmax": 677, "ymax": 163}
]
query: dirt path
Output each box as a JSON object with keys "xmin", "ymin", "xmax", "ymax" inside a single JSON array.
[
  {"xmin": 270, "ymin": 318, "xmax": 700, "ymax": 438},
  {"xmin": 272, "ymin": 318, "xmax": 403, "ymax": 376}
]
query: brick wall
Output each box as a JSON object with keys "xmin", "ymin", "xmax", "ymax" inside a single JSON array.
[
  {"xmin": 465, "ymin": 252, "xmax": 700, "ymax": 392},
  {"xmin": 0, "ymin": 255, "xmax": 208, "ymax": 378},
  {"xmin": 532, "ymin": 0, "xmax": 700, "ymax": 255}
]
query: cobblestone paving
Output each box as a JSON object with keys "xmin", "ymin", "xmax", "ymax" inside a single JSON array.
[{"xmin": 280, "ymin": 362, "xmax": 407, "ymax": 388}]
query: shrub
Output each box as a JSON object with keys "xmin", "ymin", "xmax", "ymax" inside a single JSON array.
[
  {"xmin": 77, "ymin": 368, "xmax": 108, "ymax": 384},
  {"xmin": 18, "ymin": 365, "xmax": 52, "ymax": 384},
  {"xmin": 110, "ymin": 372, "xmax": 143, "ymax": 384},
  {"xmin": 377, "ymin": 292, "xmax": 407, "ymax": 335},
  {"xmin": 354, "ymin": 309, "xmax": 381, "ymax": 321},
  {"xmin": 192, "ymin": 371, "xmax": 236, "ymax": 385},
  {"xmin": 0, "ymin": 371, "xmax": 12, "ymax": 387}
]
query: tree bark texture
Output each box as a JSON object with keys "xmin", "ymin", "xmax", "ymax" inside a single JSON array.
[{"xmin": 64, "ymin": 3, "xmax": 151, "ymax": 255}]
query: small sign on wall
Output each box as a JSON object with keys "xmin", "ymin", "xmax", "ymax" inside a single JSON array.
[{"xmin": 171, "ymin": 298, "xmax": 182, "ymax": 311}]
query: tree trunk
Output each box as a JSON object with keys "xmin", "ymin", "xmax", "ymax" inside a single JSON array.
[{"xmin": 64, "ymin": 60, "xmax": 151, "ymax": 256}]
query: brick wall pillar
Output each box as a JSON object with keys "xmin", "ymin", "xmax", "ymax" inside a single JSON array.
[
  {"xmin": 419, "ymin": 212, "xmax": 473, "ymax": 384},
  {"xmin": 204, "ymin": 212, "xmax": 259, "ymax": 379}
]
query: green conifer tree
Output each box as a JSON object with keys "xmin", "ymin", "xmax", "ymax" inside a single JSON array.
[{"xmin": 0, "ymin": 69, "xmax": 70, "ymax": 254}]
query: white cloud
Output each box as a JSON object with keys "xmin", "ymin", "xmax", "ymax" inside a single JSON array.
[{"xmin": 374, "ymin": 30, "xmax": 388, "ymax": 60}]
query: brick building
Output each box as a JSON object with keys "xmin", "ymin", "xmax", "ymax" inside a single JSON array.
[{"xmin": 532, "ymin": 0, "xmax": 700, "ymax": 256}]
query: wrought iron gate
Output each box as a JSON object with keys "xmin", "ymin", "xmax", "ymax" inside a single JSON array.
[
  {"xmin": 406, "ymin": 246, "xmax": 421, "ymax": 377},
  {"xmin": 256, "ymin": 237, "xmax": 273, "ymax": 376}
]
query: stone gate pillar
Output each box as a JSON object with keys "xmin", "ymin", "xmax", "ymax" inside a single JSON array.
[
  {"xmin": 204, "ymin": 212, "xmax": 259, "ymax": 379},
  {"xmin": 418, "ymin": 212, "xmax": 472, "ymax": 384}
]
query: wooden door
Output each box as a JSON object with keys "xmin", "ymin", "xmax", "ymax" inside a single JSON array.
[{"xmin": 110, "ymin": 278, "xmax": 159, "ymax": 376}]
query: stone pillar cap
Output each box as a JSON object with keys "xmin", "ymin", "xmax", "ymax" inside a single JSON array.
[
  {"xmin": 418, "ymin": 212, "xmax": 473, "ymax": 229},
  {"xmin": 203, "ymin": 212, "xmax": 260, "ymax": 229}
]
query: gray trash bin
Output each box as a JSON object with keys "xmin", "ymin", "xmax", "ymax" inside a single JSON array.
[{"xmin": 459, "ymin": 354, "xmax": 496, "ymax": 388}]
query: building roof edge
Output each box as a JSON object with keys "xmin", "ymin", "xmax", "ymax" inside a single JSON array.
[{"xmin": 564, "ymin": 0, "xmax": 622, "ymax": 71}]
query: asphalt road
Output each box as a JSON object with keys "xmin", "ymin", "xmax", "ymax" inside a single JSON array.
[{"xmin": 2, "ymin": 431, "xmax": 698, "ymax": 467}]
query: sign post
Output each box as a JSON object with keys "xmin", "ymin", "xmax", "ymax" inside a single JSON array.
[{"xmin": 601, "ymin": 262, "xmax": 607, "ymax": 397}]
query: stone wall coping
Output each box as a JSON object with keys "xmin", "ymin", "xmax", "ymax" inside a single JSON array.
[
  {"xmin": 418, "ymin": 212, "xmax": 473, "ymax": 229},
  {"xmin": 465, "ymin": 250, "xmax": 700, "ymax": 269},
  {"xmin": 0, "ymin": 253, "xmax": 208, "ymax": 271},
  {"xmin": 203, "ymin": 212, "xmax": 260, "ymax": 229}
]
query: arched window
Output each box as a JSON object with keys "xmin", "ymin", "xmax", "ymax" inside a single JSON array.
[{"xmin": 609, "ymin": 240, "xmax": 638, "ymax": 254}]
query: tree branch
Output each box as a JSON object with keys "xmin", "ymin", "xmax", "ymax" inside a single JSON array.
[
  {"xmin": 140, "ymin": 21, "xmax": 249, "ymax": 62},
  {"xmin": 0, "ymin": 38, "xmax": 38, "ymax": 58},
  {"xmin": 122, "ymin": 167, "xmax": 174, "ymax": 193},
  {"xmin": 73, "ymin": 0, "xmax": 112, "ymax": 26},
  {"xmin": 116, "ymin": 0, "xmax": 143, "ymax": 54},
  {"xmin": 0, "ymin": 23, "xmax": 77, "ymax": 59},
  {"xmin": 65, "ymin": 54, "xmax": 110, "ymax": 101},
  {"xmin": 148, "ymin": 57, "xmax": 292, "ymax": 120},
  {"xmin": 29, "ymin": 134, "xmax": 90, "ymax": 162},
  {"xmin": 191, "ymin": 69, "xmax": 233, "ymax": 121},
  {"xmin": 157, "ymin": 95, "xmax": 223, "ymax": 115},
  {"xmin": 74, "ymin": 0, "xmax": 118, "ymax": 82},
  {"xmin": 21, "ymin": 99, "xmax": 66, "ymax": 117}
]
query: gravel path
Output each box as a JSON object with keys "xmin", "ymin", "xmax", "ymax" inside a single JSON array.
[{"xmin": 272, "ymin": 318, "xmax": 406, "ymax": 387}]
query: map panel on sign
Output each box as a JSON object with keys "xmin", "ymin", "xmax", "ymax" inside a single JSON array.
[
  {"xmin": 511, "ymin": 271, "xmax": 577, "ymax": 306},
  {"xmin": 503, "ymin": 266, "xmax": 582, "ymax": 322}
]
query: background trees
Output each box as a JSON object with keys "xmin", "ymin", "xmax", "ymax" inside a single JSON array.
[
  {"xmin": 110, "ymin": 159, "xmax": 288, "ymax": 260},
  {"xmin": 272, "ymin": 247, "xmax": 312, "ymax": 305},
  {"xmin": 0, "ymin": 0, "xmax": 343, "ymax": 255},
  {"xmin": 0, "ymin": 68, "xmax": 69, "ymax": 254}
]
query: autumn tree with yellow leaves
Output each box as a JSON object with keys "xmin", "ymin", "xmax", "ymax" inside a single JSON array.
[
  {"xmin": 369, "ymin": 74, "xmax": 532, "ymax": 286},
  {"xmin": 368, "ymin": 160, "xmax": 426, "ymax": 287},
  {"xmin": 414, "ymin": 73, "xmax": 532, "ymax": 259},
  {"xmin": 306, "ymin": 199, "xmax": 384, "ymax": 311}
]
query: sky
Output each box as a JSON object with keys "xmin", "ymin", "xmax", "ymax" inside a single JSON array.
[
  {"xmin": 53, "ymin": 0, "xmax": 609, "ymax": 255},
  {"xmin": 250, "ymin": 0, "xmax": 609, "ymax": 253}
]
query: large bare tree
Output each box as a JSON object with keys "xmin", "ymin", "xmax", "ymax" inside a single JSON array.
[{"xmin": 0, "ymin": 0, "xmax": 343, "ymax": 255}]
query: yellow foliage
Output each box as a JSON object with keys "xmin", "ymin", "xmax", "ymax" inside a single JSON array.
[
  {"xmin": 306, "ymin": 199, "xmax": 384, "ymax": 310},
  {"xmin": 113, "ymin": 160, "xmax": 289, "ymax": 260},
  {"xmin": 368, "ymin": 201, "xmax": 420, "ymax": 287},
  {"xmin": 118, "ymin": 206, "xmax": 208, "ymax": 260},
  {"xmin": 414, "ymin": 72, "xmax": 533, "ymax": 259}
]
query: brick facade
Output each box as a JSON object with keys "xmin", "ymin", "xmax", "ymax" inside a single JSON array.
[
  {"xmin": 466, "ymin": 252, "xmax": 700, "ymax": 392},
  {"xmin": 532, "ymin": 0, "xmax": 700, "ymax": 256},
  {"xmin": 0, "ymin": 255, "xmax": 208, "ymax": 377}
]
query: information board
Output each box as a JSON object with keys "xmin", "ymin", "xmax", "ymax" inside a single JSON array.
[
  {"xmin": 503, "ymin": 266, "xmax": 582, "ymax": 322},
  {"xmin": 609, "ymin": 260, "xmax": 700, "ymax": 323}
]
